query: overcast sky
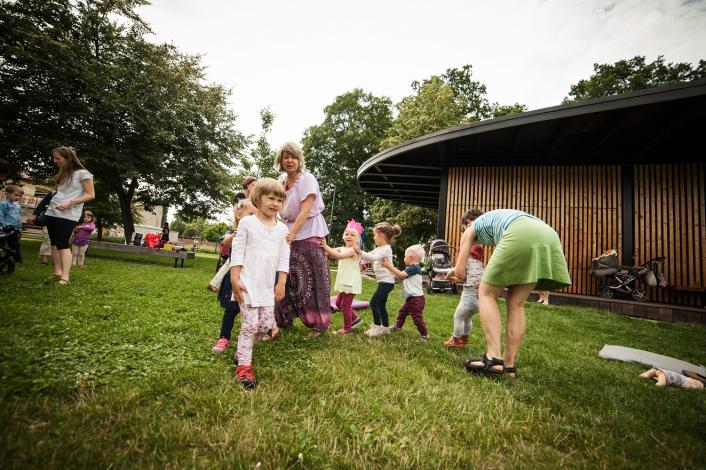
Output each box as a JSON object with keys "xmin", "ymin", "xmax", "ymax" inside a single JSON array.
[{"xmin": 137, "ymin": 0, "xmax": 706, "ymax": 152}]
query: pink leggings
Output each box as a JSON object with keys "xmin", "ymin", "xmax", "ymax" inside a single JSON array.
[{"xmin": 236, "ymin": 305, "xmax": 275, "ymax": 366}]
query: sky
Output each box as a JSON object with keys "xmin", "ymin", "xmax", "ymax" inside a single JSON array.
[{"xmin": 136, "ymin": 0, "xmax": 706, "ymax": 149}]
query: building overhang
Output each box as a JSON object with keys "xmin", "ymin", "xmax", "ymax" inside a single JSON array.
[{"xmin": 357, "ymin": 79, "xmax": 706, "ymax": 209}]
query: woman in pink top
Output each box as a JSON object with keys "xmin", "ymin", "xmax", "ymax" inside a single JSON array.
[{"xmin": 274, "ymin": 142, "xmax": 331, "ymax": 336}]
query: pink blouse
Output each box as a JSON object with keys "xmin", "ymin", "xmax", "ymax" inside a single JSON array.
[{"xmin": 279, "ymin": 171, "xmax": 329, "ymax": 241}]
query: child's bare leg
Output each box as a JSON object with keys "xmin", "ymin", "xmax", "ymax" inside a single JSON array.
[
  {"xmin": 639, "ymin": 368, "xmax": 658, "ymax": 380},
  {"xmin": 684, "ymin": 379, "xmax": 704, "ymax": 390}
]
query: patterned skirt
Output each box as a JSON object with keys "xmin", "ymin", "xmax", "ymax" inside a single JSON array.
[{"xmin": 275, "ymin": 237, "xmax": 331, "ymax": 331}]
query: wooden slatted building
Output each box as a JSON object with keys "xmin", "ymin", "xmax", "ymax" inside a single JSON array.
[{"xmin": 357, "ymin": 79, "xmax": 706, "ymax": 315}]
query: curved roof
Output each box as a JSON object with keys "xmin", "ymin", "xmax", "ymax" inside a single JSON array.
[{"xmin": 357, "ymin": 78, "xmax": 706, "ymax": 208}]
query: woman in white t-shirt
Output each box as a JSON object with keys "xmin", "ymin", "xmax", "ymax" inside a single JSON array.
[{"xmin": 41, "ymin": 147, "xmax": 95, "ymax": 284}]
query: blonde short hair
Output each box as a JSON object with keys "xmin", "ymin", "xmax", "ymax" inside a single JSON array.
[
  {"xmin": 405, "ymin": 244, "xmax": 425, "ymax": 261},
  {"xmin": 275, "ymin": 141, "xmax": 305, "ymax": 172},
  {"xmin": 249, "ymin": 178, "xmax": 286, "ymax": 209}
]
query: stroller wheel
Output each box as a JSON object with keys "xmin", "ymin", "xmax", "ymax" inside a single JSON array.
[
  {"xmin": 631, "ymin": 289, "xmax": 648, "ymax": 302},
  {"xmin": 598, "ymin": 286, "xmax": 614, "ymax": 299},
  {"xmin": 0, "ymin": 260, "xmax": 14, "ymax": 274}
]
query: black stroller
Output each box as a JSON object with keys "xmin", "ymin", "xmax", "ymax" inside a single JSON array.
[
  {"xmin": 0, "ymin": 224, "xmax": 19, "ymax": 274},
  {"xmin": 590, "ymin": 250, "xmax": 665, "ymax": 301},
  {"xmin": 424, "ymin": 239, "xmax": 457, "ymax": 294}
]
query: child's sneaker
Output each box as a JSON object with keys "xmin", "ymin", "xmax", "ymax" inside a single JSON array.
[
  {"xmin": 236, "ymin": 365, "xmax": 256, "ymax": 389},
  {"xmin": 333, "ymin": 328, "xmax": 353, "ymax": 335},
  {"xmin": 419, "ymin": 335, "xmax": 429, "ymax": 342},
  {"xmin": 460, "ymin": 335, "xmax": 469, "ymax": 345},
  {"xmin": 206, "ymin": 284, "xmax": 218, "ymax": 293},
  {"xmin": 388, "ymin": 325, "xmax": 400, "ymax": 333},
  {"xmin": 211, "ymin": 337, "xmax": 230, "ymax": 353},
  {"xmin": 351, "ymin": 316, "xmax": 363, "ymax": 329},
  {"xmin": 443, "ymin": 336, "xmax": 464, "ymax": 348}
]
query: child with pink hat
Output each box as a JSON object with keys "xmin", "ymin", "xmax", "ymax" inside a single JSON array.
[{"xmin": 320, "ymin": 219, "xmax": 365, "ymax": 335}]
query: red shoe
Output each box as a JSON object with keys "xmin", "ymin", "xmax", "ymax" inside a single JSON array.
[
  {"xmin": 235, "ymin": 365, "xmax": 256, "ymax": 389},
  {"xmin": 460, "ymin": 335, "xmax": 469, "ymax": 345},
  {"xmin": 443, "ymin": 336, "xmax": 465, "ymax": 348}
]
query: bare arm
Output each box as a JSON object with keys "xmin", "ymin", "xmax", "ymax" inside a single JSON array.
[
  {"xmin": 320, "ymin": 240, "xmax": 356, "ymax": 260},
  {"xmin": 286, "ymin": 194, "xmax": 316, "ymax": 243},
  {"xmin": 447, "ymin": 225, "xmax": 476, "ymax": 281},
  {"xmin": 274, "ymin": 271, "xmax": 287, "ymax": 302},
  {"xmin": 56, "ymin": 178, "xmax": 95, "ymax": 211}
]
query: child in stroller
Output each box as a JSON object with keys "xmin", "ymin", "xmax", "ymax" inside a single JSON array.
[
  {"xmin": 424, "ymin": 239, "xmax": 456, "ymax": 294},
  {"xmin": 0, "ymin": 223, "xmax": 20, "ymax": 274},
  {"xmin": 590, "ymin": 249, "xmax": 665, "ymax": 301}
]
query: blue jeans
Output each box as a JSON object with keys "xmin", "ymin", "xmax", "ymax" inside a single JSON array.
[{"xmin": 370, "ymin": 282, "xmax": 394, "ymax": 327}]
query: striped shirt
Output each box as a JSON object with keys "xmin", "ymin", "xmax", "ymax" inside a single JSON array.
[{"xmin": 472, "ymin": 209, "xmax": 538, "ymax": 246}]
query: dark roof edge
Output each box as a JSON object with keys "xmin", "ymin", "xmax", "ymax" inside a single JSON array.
[{"xmin": 357, "ymin": 78, "xmax": 706, "ymax": 179}]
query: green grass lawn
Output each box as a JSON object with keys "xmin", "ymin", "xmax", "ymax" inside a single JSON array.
[{"xmin": 2, "ymin": 240, "xmax": 705, "ymax": 468}]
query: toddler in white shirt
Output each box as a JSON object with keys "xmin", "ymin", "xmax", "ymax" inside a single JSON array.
[{"xmin": 231, "ymin": 178, "xmax": 290, "ymax": 389}]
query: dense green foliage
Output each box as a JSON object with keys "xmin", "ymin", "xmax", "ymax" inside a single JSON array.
[
  {"xmin": 2, "ymin": 240, "xmax": 705, "ymax": 467},
  {"xmin": 0, "ymin": 0, "xmax": 246, "ymax": 240},
  {"xmin": 564, "ymin": 55, "xmax": 706, "ymax": 103},
  {"xmin": 303, "ymin": 89, "xmax": 394, "ymax": 242}
]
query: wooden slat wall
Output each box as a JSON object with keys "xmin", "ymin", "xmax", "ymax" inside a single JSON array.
[
  {"xmin": 634, "ymin": 163, "xmax": 706, "ymax": 306},
  {"xmin": 444, "ymin": 166, "xmax": 622, "ymax": 296}
]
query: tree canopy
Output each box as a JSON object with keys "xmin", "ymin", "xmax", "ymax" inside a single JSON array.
[
  {"xmin": 303, "ymin": 89, "xmax": 393, "ymax": 242},
  {"xmin": 564, "ymin": 55, "xmax": 706, "ymax": 103},
  {"xmin": 0, "ymin": 0, "xmax": 246, "ymax": 240}
]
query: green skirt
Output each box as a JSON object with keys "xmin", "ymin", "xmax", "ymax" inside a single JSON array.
[{"xmin": 482, "ymin": 217, "xmax": 571, "ymax": 291}]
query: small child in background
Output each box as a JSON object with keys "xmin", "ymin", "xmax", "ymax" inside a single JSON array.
[
  {"xmin": 230, "ymin": 178, "xmax": 290, "ymax": 389},
  {"xmin": 207, "ymin": 199, "xmax": 256, "ymax": 294},
  {"xmin": 382, "ymin": 244, "xmax": 428, "ymax": 341},
  {"xmin": 71, "ymin": 210, "xmax": 95, "ymax": 267},
  {"xmin": 444, "ymin": 209, "xmax": 485, "ymax": 348},
  {"xmin": 357, "ymin": 222, "xmax": 401, "ymax": 337},
  {"xmin": 0, "ymin": 185, "xmax": 24, "ymax": 262},
  {"xmin": 211, "ymin": 199, "xmax": 256, "ymax": 353},
  {"xmin": 321, "ymin": 219, "xmax": 364, "ymax": 335}
]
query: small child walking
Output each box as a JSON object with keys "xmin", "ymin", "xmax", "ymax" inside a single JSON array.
[
  {"xmin": 382, "ymin": 244, "xmax": 428, "ymax": 340},
  {"xmin": 211, "ymin": 199, "xmax": 256, "ymax": 353},
  {"xmin": 71, "ymin": 210, "xmax": 95, "ymax": 267},
  {"xmin": 0, "ymin": 185, "xmax": 24, "ymax": 262},
  {"xmin": 230, "ymin": 178, "xmax": 290, "ymax": 389},
  {"xmin": 358, "ymin": 222, "xmax": 401, "ymax": 337},
  {"xmin": 444, "ymin": 209, "xmax": 485, "ymax": 348},
  {"xmin": 321, "ymin": 219, "xmax": 364, "ymax": 335}
]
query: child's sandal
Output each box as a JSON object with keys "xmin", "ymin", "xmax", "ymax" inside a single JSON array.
[{"xmin": 503, "ymin": 366, "xmax": 517, "ymax": 379}]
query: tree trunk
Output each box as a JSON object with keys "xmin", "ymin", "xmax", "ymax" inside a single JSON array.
[
  {"xmin": 96, "ymin": 216, "xmax": 103, "ymax": 241},
  {"xmin": 116, "ymin": 179, "xmax": 137, "ymax": 244}
]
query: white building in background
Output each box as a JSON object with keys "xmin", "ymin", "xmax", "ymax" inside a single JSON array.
[{"xmin": 109, "ymin": 204, "xmax": 179, "ymax": 242}]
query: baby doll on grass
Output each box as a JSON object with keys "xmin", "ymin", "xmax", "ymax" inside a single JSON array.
[{"xmin": 640, "ymin": 368, "xmax": 704, "ymax": 390}]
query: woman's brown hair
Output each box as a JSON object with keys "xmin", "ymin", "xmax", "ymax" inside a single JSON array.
[
  {"xmin": 53, "ymin": 147, "xmax": 87, "ymax": 186},
  {"xmin": 460, "ymin": 208, "xmax": 483, "ymax": 225}
]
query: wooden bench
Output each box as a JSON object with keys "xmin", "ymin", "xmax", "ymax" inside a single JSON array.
[{"xmin": 88, "ymin": 240, "xmax": 196, "ymax": 268}]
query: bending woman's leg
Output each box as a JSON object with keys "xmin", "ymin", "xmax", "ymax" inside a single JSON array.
[
  {"xmin": 470, "ymin": 282, "xmax": 505, "ymax": 371},
  {"xmin": 503, "ymin": 283, "xmax": 536, "ymax": 371}
]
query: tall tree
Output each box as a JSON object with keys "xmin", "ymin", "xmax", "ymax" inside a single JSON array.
[
  {"xmin": 373, "ymin": 65, "xmax": 526, "ymax": 258},
  {"xmin": 564, "ymin": 55, "xmax": 706, "ymax": 103},
  {"xmin": 0, "ymin": 0, "xmax": 246, "ymax": 241},
  {"xmin": 247, "ymin": 107, "xmax": 279, "ymax": 180},
  {"xmin": 302, "ymin": 89, "xmax": 393, "ymax": 241}
]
